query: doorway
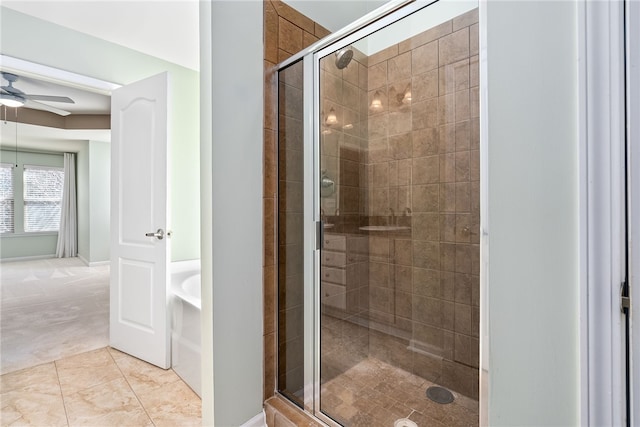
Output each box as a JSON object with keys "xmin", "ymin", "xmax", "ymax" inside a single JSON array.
[
  {"xmin": 0, "ymin": 62, "xmax": 114, "ymax": 373},
  {"xmin": 0, "ymin": 60, "xmax": 179, "ymax": 370}
]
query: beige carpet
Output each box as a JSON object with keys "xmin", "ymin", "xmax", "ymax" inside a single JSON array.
[{"xmin": 0, "ymin": 257, "xmax": 109, "ymax": 374}]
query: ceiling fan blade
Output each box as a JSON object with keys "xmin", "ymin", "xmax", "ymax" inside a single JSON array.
[
  {"xmin": 24, "ymin": 94, "xmax": 75, "ymax": 104},
  {"xmin": 24, "ymin": 99, "xmax": 71, "ymax": 116},
  {"xmin": 1, "ymin": 85, "xmax": 24, "ymax": 95}
]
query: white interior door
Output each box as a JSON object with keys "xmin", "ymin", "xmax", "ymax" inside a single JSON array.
[{"xmin": 110, "ymin": 72, "xmax": 170, "ymax": 369}]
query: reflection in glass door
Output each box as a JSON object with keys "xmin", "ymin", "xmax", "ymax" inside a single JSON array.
[
  {"xmin": 277, "ymin": 1, "xmax": 481, "ymax": 425},
  {"xmin": 317, "ymin": 4, "xmax": 480, "ymax": 426},
  {"xmin": 277, "ymin": 59, "xmax": 306, "ymax": 408}
]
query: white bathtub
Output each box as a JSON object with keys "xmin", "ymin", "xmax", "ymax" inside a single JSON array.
[{"xmin": 171, "ymin": 260, "xmax": 201, "ymax": 396}]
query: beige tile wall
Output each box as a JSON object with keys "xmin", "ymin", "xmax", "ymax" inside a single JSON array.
[
  {"xmin": 364, "ymin": 9, "xmax": 480, "ymax": 399},
  {"xmin": 277, "ymin": 59, "xmax": 305, "ymax": 400},
  {"xmin": 318, "ymin": 49, "xmax": 371, "ymax": 386},
  {"xmin": 263, "ymin": 0, "xmax": 330, "ymax": 403},
  {"xmin": 319, "ymin": 48, "xmax": 370, "ymax": 305},
  {"xmin": 264, "ymin": 1, "xmax": 481, "ymax": 409}
]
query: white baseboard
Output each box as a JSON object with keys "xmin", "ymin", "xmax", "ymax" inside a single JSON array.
[
  {"xmin": 78, "ymin": 254, "xmax": 110, "ymax": 267},
  {"xmin": 0, "ymin": 254, "xmax": 55, "ymax": 263},
  {"xmin": 240, "ymin": 411, "xmax": 266, "ymax": 427}
]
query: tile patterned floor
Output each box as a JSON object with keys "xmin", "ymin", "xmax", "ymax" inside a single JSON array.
[
  {"xmin": 0, "ymin": 347, "xmax": 202, "ymax": 427},
  {"xmin": 319, "ymin": 313, "xmax": 479, "ymax": 427},
  {"xmin": 320, "ymin": 357, "xmax": 478, "ymax": 427},
  {"xmin": 1, "ymin": 258, "xmax": 110, "ymax": 374},
  {"xmin": 1, "ymin": 258, "xmax": 201, "ymax": 426}
]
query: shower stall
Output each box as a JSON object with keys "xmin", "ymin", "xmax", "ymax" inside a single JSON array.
[{"xmin": 276, "ymin": 1, "xmax": 480, "ymax": 425}]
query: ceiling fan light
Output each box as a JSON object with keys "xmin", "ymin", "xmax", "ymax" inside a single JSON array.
[{"xmin": 0, "ymin": 94, "xmax": 25, "ymax": 108}]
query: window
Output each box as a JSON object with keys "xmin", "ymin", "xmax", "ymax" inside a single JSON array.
[
  {"xmin": 0, "ymin": 163, "xmax": 14, "ymax": 234},
  {"xmin": 23, "ymin": 165, "xmax": 64, "ymax": 232}
]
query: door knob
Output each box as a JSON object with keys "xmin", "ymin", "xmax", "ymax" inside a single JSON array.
[{"xmin": 145, "ymin": 228, "xmax": 165, "ymax": 240}]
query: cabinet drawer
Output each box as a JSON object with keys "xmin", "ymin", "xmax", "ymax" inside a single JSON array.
[
  {"xmin": 323, "ymin": 234, "xmax": 346, "ymax": 251},
  {"xmin": 321, "ymin": 282, "xmax": 346, "ymax": 310},
  {"xmin": 321, "ymin": 251, "xmax": 346, "ymax": 268},
  {"xmin": 321, "ymin": 267, "xmax": 346, "ymax": 285}
]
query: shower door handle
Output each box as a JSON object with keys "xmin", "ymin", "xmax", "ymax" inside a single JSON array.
[
  {"xmin": 145, "ymin": 228, "xmax": 165, "ymax": 240},
  {"xmin": 316, "ymin": 221, "xmax": 324, "ymax": 250}
]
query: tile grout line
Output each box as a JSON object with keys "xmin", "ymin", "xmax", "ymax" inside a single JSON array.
[
  {"xmin": 107, "ymin": 347, "xmax": 158, "ymax": 427},
  {"xmin": 406, "ymin": 409, "xmax": 416, "ymax": 420},
  {"xmin": 53, "ymin": 359, "xmax": 71, "ymax": 427},
  {"xmin": 320, "ymin": 336, "xmax": 478, "ymax": 424}
]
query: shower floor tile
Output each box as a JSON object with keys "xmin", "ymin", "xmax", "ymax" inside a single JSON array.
[
  {"xmin": 321, "ymin": 357, "xmax": 478, "ymax": 427},
  {"xmin": 319, "ymin": 313, "xmax": 478, "ymax": 427},
  {"xmin": 0, "ymin": 347, "xmax": 201, "ymax": 427}
]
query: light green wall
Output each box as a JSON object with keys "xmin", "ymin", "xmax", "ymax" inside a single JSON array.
[
  {"xmin": 485, "ymin": 1, "xmax": 579, "ymax": 425},
  {"xmin": 0, "ymin": 233, "xmax": 58, "ymax": 259},
  {"xmin": 88, "ymin": 141, "xmax": 110, "ymax": 263},
  {"xmin": 199, "ymin": 1, "xmax": 214, "ymax": 423},
  {"xmin": 208, "ymin": 1, "xmax": 263, "ymax": 425},
  {"xmin": 0, "ymin": 6, "xmax": 200, "ymax": 262},
  {"xmin": 77, "ymin": 143, "xmax": 90, "ymax": 260},
  {"xmin": 77, "ymin": 141, "xmax": 110, "ymax": 264},
  {"xmin": 0, "ymin": 149, "xmax": 63, "ymax": 259}
]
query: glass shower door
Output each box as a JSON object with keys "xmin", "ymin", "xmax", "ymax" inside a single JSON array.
[
  {"xmin": 277, "ymin": 59, "xmax": 308, "ymax": 408},
  {"xmin": 318, "ymin": 45, "xmax": 372, "ymax": 425},
  {"xmin": 276, "ymin": 1, "xmax": 481, "ymax": 425},
  {"xmin": 316, "ymin": 2, "xmax": 480, "ymax": 426}
]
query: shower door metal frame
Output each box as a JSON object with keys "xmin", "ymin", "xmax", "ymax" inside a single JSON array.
[
  {"xmin": 274, "ymin": 0, "xmax": 416, "ymax": 413},
  {"xmin": 285, "ymin": 0, "xmax": 469, "ymax": 425},
  {"xmin": 581, "ymin": 1, "xmax": 624, "ymax": 425},
  {"xmin": 277, "ymin": 0, "xmax": 491, "ymax": 424},
  {"xmin": 281, "ymin": 8, "xmax": 421, "ymax": 414},
  {"xmin": 578, "ymin": 0, "xmax": 636, "ymax": 425},
  {"xmin": 625, "ymin": 1, "xmax": 639, "ymax": 424}
]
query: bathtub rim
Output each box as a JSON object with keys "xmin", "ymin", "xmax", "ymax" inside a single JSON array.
[{"xmin": 171, "ymin": 259, "xmax": 201, "ymax": 310}]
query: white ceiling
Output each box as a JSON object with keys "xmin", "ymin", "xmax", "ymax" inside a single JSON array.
[
  {"xmin": 1, "ymin": 1, "xmax": 386, "ymax": 72},
  {"xmin": 1, "ymin": 72, "xmax": 111, "ymax": 115},
  {"xmin": 0, "ymin": 70, "xmax": 111, "ymax": 152},
  {"xmin": 0, "ymin": 1, "xmax": 195, "ymax": 151},
  {"xmin": 0, "ymin": 0, "xmax": 387, "ymax": 152},
  {"xmin": 1, "ymin": 0, "xmax": 200, "ymax": 71},
  {"xmin": 0, "ymin": 0, "xmax": 380, "ymax": 115},
  {"xmin": 0, "ymin": 120, "xmax": 110, "ymax": 152}
]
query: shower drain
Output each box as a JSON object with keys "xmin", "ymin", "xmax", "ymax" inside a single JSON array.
[
  {"xmin": 426, "ymin": 386, "xmax": 455, "ymax": 404},
  {"xmin": 394, "ymin": 418, "xmax": 418, "ymax": 427}
]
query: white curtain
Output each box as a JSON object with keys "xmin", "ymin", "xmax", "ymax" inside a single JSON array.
[{"xmin": 56, "ymin": 153, "xmax": 77, "ymax": 258}]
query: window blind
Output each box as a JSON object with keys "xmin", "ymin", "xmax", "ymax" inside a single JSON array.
[
  {"xmin": 23, "ymin": 165, "xmax": 64, "ymax": 232},
  {"xmin": 0, "ymin": 163, "xmax": 14, "ymax": 234}
]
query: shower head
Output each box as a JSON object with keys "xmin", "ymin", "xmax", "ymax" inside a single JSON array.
[{"xmin": 335, "ymin": 48, "xmax": 354, "ymax": 69}]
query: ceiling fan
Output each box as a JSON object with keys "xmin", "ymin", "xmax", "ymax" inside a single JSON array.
[{"xmin": 0, "ymin": 72, "xmax": 75, "ymax": 116}]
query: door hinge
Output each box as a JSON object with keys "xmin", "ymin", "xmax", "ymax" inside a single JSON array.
[{"xmin": 621, "ymin": 280, "xmax": 630, "ymax": 313}]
